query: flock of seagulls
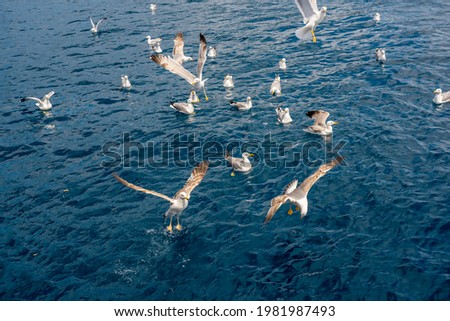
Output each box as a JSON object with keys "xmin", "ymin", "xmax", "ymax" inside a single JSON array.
[{"xmin": 18, "ymin": 1, "xmax": 450, "ymax": 231}]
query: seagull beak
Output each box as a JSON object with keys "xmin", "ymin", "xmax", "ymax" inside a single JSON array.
[
  {"xmin": 248, "ymin": 154, "xmax": 255, "ymax": 157},
  {"xmin": 185, "ymin": 196, "xmax": 190, "ymax": 200},
  {"xmin": 433, "ymin": 90, "xmax": 438, "ymax": 94},
  {"xmin": 333, "ymin": 121, "xmax": 339, "ymax": 125}
]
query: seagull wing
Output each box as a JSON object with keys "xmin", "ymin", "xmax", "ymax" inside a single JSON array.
[
  {"xmin": 45, "ymin": 91, "xmax": 55, "ymax": 99},
  {"xmin": 442, "ymin": 90, "xmax": 450, "ymax": 101},
  {"xmin": 174, "ymin": 161, "xmax": 209, "ymax": 198},
  {"xmin": 283, "ymin": 179, "xmax": 299, "ymax": 194},
  {"xmin": 172, "ymin": 32, "xmax": 186, "ymax": 63},
  {"xmin": 89, "ymin": 17, "xmax": 95, "ymax": 28},
  {"xmin": 298, "ymin": 156, "xmax": 344, "ymax": 195},
  {"xmin": 294, "ymin": 0, "xmax": 319, "ymax": 22},
  {"xmin": 151, "ymin": 54, "xmax": 196, "ymax": 84},
  {"xmin": 264, "ymin": 195, "xmax": 290, "ymax": 223},
  {"xmin": 96, "ymin": 17, "xmax": 107, "ymax": 28},
  {"xmin": 112, "ymin": 173, "xmax": 174, "ymax": 203},
  {"xmin": 306, "ymin": 110, "xmax": 329, "ymax": 126},
  {"xmin": 196, "ymin": 33, "xmax": 207, "ymax": 80},
  {"xmin": 21, "ymin": 96, "xmax": 41, "ymax": 103}
]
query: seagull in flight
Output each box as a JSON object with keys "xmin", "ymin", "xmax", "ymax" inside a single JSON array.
[
  {"xmin": 90, "ymin": 17, "xmax": 107, "ymax": 34},
  {"xmin": 21, "ymin": 91, "xmax": 55, "ymax": 110},
  {"xmin": 304, "ymin": 110, "xmax": 338, "ymax": 136},
  {"xmin": 172, "ymin": 32, "xmax": 193, "ymax": 65},
  {"xmin": 264, "ymin": 156, "xmax": 344, "ymax": 223},
  {"xmin": 151, "ymin": 33, "xmax": 209, "ymax": 100},
  {"xmin": 294, "ymin": 0, "xmax": 327, "ymax": 42},
  {"xmin": 113, "ymin": 161, "xmax": 209, "ymax": 232}
]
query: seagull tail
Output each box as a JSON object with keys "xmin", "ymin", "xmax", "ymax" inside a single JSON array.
[{"xmin": 295, "ymin": 26, "xmax": 313, "ymax": 41}]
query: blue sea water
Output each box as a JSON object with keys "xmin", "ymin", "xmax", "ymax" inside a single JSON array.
[{"xmin": 1, "ymin": 0, "xmax": 449, "ymax": 301}]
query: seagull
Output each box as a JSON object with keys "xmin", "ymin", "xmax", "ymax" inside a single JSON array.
[
  {"xmin": 230, "ymin": 97, "xmax": 252, "ymax": 111},
  {"xmin": 151, "ymin": 33, "xmax": 209, "ymax": 100},
  {"xmin": 189, "ymin": 90, "xmax": 200, "ymax": 103},
  {"xmin": 150, "ymin": 4, "xmax": 157, "ymax": 12},
  {"xmin": 279, "ymin": 58, "xmax": 287, "ymax": 70},
  {"xmin": 373, "ymin": 12, "xmax": 381, "ymax": 23},
  {"xmin": 121, "ymin": 75, "xmax": 132, "ymax": 89},
  {"xmin": 270, "ymin": 75, "xmax": 282, "ymax": 96},
  {"xmin": 276, "ymin": 106, "xmax": 292, "ymax": 124},
  {"xmin": 172, "ymin": 32, "xmax": 193, "ymax": 65},
  {"xmin": 433, "ymin": 88, "xmax": 450, "ymax": 104},
  {"xmin": 146, "ymin": 35, "xmax": 162, "ymax": 53},
  {"xmin": 294, "ymin": 0, "xmax": 327, "ymax": 42},
  {"xmin": 375, "ymin": 48, "xmax": 386, "ymax": 63},
  {"xmin": 207, "ymin": 46, "xmax": 217, "ymax": 58},
  {"xmin": 90, "ymin": 17, "xmax": 107, "ymax": 34},
  {"xmin": 264, "ymin": 156, "xmax": 344, "ymax": 223},
  {"xmin": 304, "ymin": 110, "xmax": 338, "ymax": 136},
  {"xmin": 223, "ymin": 74, "xmax": 234, "ymax": 88},
  {"xmin": 170, "ymin": 100, "xmax": 195, "ymax": 115},
  {"xmin": 225, "ymin": 151, "xmax": 254, "ymax": 176},
  {"xmin": 113, "ymin": 161, "xmax": 209, "ymax": 232},
  {"xmin": 21, "ymin": 91, "xmax": 55, "ymax": 110}
]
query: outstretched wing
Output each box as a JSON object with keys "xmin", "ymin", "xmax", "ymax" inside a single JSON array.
[
  {"xmin": 21, "ymin": 96, "xmax": 41, "ymax": 103},
  {"xmin": 151, "ymin": 54, "xmax": 196, "ymax": 84},
  {"xmin": 294, "ymin": 0, "xmax": 319, "ymax": 22},
  {"xmin": 45, "ymin": 91, "xmax": 55, "ymax": 99},
  {"xmin": 306, "ymin": 110, "xmax": 329, "ymax": 126},
  {"xmin": 264, "ymin": 195, "xmax": 290, "ymax": 223},
  {"xmin": 174, "ymin": 161, "xmax": 209, "ymax": 198},
  {"xmin": 172, "ymin": 32, "xmax": 186, "ymax": 63},
  {"xmin": 299, "ymin": 156, "xmax": 344, "ymax": 194},
  {"xmin": 283, "ymin": 179, "xmax": 298, "ymax": 195},
  {"xmin": 113, "ymin": 173, "xmax": 173, "ymax": 203},
  {"xmin": 96, "ymin": 17, "xmax": 107, "ymax": 28},
  {"xmin": 89, "ymin": 17, "xmax": 95, "ymax": 28},
  {"xmin": 196, "ymin": 33, "xmax": 207, "ymax": 80}
]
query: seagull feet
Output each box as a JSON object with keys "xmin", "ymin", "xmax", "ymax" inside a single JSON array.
[
  {"xmin": 287, "ymin": 208, "xmax": 293, "ymax": 215},
  {"xmin": 231, "ymin": 171, "xmax": 235, "ymax": 177},
  {"xmin": 296, "ymin": 206, "xmax": 300, "ymax": 211},
  {"xmin": 311, "ymin": 30, "xmax": 317, "ymax": 43},
  {"xmin": 175, "ymin": 224, "xmax": 182, "ymax": 231},
  {"xmin": 166, "ymin": 224, "xmax": 173, "ymax": 233}
]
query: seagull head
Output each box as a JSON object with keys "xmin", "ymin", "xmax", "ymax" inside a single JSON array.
[
  {"xmin": 45, "ymin": 91, "xmax": 55, "ymax": 99},
  {"xmin": 321, "ymin": 7, "xmax": 327, "ymax": 13},
  {"xmin": 242, "ymin": 152, "xmax": 255, "ymax": 158},
  {"xmin": 281, "ymin": 58, "xmax": 286, "ymax": 62},
  {"xmin": 246, "ymin": 97, "xmax": 252, "ymax": 102},
  {"xmin": 434, "ymin": 88, "xmax": 442, "ymax": 94},
  {"xmin": 179, "ymin": 192, "xmax": 189, "ymax": 201},
  {"xmin": 328, "ymin": 120, "xmax": 338, "ymax": 126}
]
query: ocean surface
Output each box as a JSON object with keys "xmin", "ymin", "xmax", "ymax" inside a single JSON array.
[{"xmin": 1, "ymin": 0, "xmax": 449, "ymax": 300}]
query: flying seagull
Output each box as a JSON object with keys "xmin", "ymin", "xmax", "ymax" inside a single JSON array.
[
  {"xmin": 294, "ymin": 0, "xmax": 327, "ymax": 42},
  {"xmin": 276, "ymin": 106, "xmax": 292, "ymax": 124},
  {"xmin": 264, "ymin": 156, "xmax": 344, "ymax": 223},
  {"xmin": 151, "ymin": 33, "xmax": 209, "ymax": 100},
  {"xmin": 433, "ymin": 88, "xmax": 450, "ymax": 104},
  {"xmin": 230, "ymin": 97, "xmax": 252, "ymax": 111},
  {"xmin": 172, "ymin": 32, "xmax": 193, "ymax": 65},
  {"xmin": 225, "ymin": 151, "xmax": 254, "ymax": 176},
  {"xmin": 270, "ymin": 75, "xmax": 282, "ymax": 96},
  {"xmin": 304, "ymin": 110, "xmax": 337, "ymax": 136},
  {"xmin": 21, "ymin": 91, "xmax": 55, "ymax": 110},
  {"xmin": 90, "ymin": 17, "xmax": 107, "ymax": 34},
  {"xmin": 113, "ymin": 161, "xmax": 209, "ymax": 232},
  {"xmin": 169, "ymin": 100, "xmax": 195, "ymax": 115}
]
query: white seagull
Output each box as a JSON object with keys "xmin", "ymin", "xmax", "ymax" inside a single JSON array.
[
  {"xmin": 270, "ymin": 75, "xmax": 282, "ymax": 96},
  {"xmin": 189, "ymin": 90, "xmax": 200, "ymax": 104},
  {"xmin": 90, "ymin": 17, "xmax": 107, "ymax": 34},
  {"xmin": 279, "ymin": 58, "xmax": 287, "ymax": 70},
  {"xmin": 150, "ymin": 4, "xmax": 157, "ymax": 12},
  {"xmin": 207, "ymin": 46, "xmax": 217, "ymax": 58},
  {"xmin": 373, "ymin": 13, "xmax": 381, "ymax": 23},
  {"xmin": 276, "ymin": 106, "xmax": 292, "ymax": 124},
  {"xmin": 225, "ymin": 151, "xmax": 255, "ymax": 176},
  {"xmin": 113, "ymin": 161, "xmax": 209, "ymax": 232},
  {"xmin": 170, "ymin": 100, "xmax": 195, "ymax": 115},
  {"xmin": 264, "ymin": 156, "xmax": 344, "ymax": 223},
  {"xmin": 304, "ymin": 110, "xmax": 338, "ymax": 136},
  {"xmin": 433, "ymin": 88, "xmax": 450, "ymax": 104},
  {"xmin": 375, "ymin": 48, "xmax": 386, "ymax": 63},
  {"xmin": 21, "ymin": 91, "xmax": 55, "ymax": 111},
  {"xmin": 172, "ymin": 32, "xmax": 193, "ymax": 65},
  {"xmin": 151, "ymin": 33, "xmax": 209, "ymax": 100},
  {"xmin": 146, "ymin": 35, "xmax": 162, "ymax": 53},
  {"xmin": 294, "ymin": 0, "xmax": 327, "ymax": 42},
  {"xmin": 121, "ymin": 75, "xmax": 132, "ymax": 89},
  {"xmin": 230, "ymin": 97, "xmax": 252, "ymax": 111},
  {"xmin": 223, "ymin": 74, "xmax": 234, "ymax": 88}
]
